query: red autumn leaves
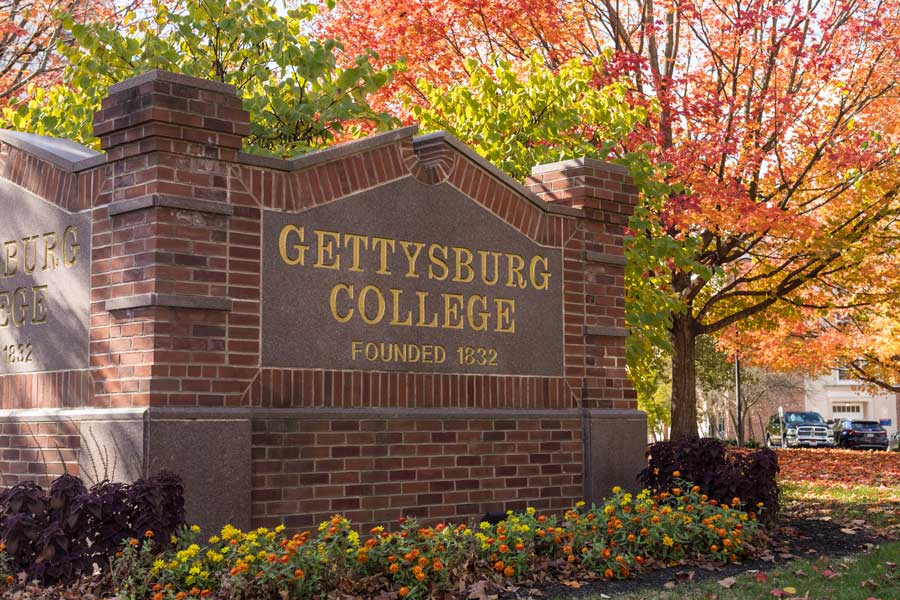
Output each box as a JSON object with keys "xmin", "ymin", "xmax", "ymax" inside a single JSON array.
[{"xmin": 777, "ymin": 449, "xmax": 900, "ymax": 488}]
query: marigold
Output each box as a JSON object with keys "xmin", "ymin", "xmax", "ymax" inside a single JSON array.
[
  {"xmin": 503, "ymin": 565, "xmax": 515, "ymax": 577},
  {"xmin": 604, "ymin": 568, "xmax": 614, "ymax": 579},
  {"xmin": 398, "ymin": 587, "xmax": 410, "ymax": 597}
]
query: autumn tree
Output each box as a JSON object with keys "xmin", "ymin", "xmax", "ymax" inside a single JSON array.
[
  {"xmin": 324, "ymin": 0, "xmax": 900, "ymax": 438},
  {"xmin": 0, "ymin": 0, "xmax": 129, "ymax": 104},
  {"xmin": 3, "ymin": 0, "xmax": 396, "ymax": 156}
]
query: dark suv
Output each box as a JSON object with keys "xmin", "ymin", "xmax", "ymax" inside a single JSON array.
[
  {"xmin": 766, "ymin": 411, "xmax": 833, "ymax": 448},
  {"xmin": 833, "ymin": 420, "xmax": 888, "ymax": 450}
]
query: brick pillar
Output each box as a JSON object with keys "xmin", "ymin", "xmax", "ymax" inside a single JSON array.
[
  {"xmin": 527, "ymin": 157, "xmax": 647, "ymax": 501},
  {"xmin": 87, "ymin": 70, "xmax": 253, "ymax": 529}
]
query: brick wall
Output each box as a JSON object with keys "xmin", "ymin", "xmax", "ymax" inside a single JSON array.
[
  {"xmin": 0, "ymin": 421, "xmax": 80, "ymax": 488},
  {"xmin": 250, "ymin": 414, "xmax": 582, "ymax": 530}
]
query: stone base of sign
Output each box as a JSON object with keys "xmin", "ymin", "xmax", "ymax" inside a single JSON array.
[
  {"xmin": 0, "ymin": 408, "xmax": 252, "ymax": 531},
  {"xmin": 582, "ymin": 410, "xmax": 648, "ymax": 502}
]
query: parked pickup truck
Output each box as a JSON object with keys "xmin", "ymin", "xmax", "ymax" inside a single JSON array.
[{"xmin": 766, "ymin": 411, "xmax": 833, "ymax": 448}]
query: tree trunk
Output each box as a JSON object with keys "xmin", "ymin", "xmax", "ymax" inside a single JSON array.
[{"xmin": 670, "ymin": 313, "xmax": 700, "ymax": 438}]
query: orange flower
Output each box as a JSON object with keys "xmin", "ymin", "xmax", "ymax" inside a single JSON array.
[
  {"xmin": 710, "ymin": 544, "xmax": 719, "ymax": 552},
  {"xmin": 389, "ymin": 563, "xmax": 399, "ymax": 573},
  {"xmin": 153, "ymin": 594, "xmax": 163, "ymax": 600},
  {"xmin": 190, "ymin": 588, "xmax": 201, "ymax": 596},
  {"xmin": 627, "ymin": 534, "xmax": 636, "ymax": 543},
  {"xmin": 503, "ymin": 566, "xmax": 515, "ymax": 577},
  {"xmin": 433, "ymin": 560, "xmax": 444, "ymax": 572},
  {"xmin": 604, "ymin": 568, "xmax": 615, "ymax": 579},
  {"xmin": 128, "ymin": 538, "xmax": 139, "ymax": 547},
  {"xmin": 144, "ymin": 530, "xmax": 154, "ymax": 538},
  {"xmin": 494, "ymin": 560, "xmax": 505, "ymax": 572},
  {"xmin": 399, "ymin": 587, "xmax": 410, "ymax": 597},
  {"xmin": 515, "ymin": 543, "xmax": 525, "ymax": 551}
]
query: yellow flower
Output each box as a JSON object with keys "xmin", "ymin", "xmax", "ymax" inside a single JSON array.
[
  {"xmin": 275, "ymin": 524, "xmax": 285, "ymax": 533},
  {"xmin": 662, "ymin": 535, "xmax": 674, "ymax": 547},
  {"xmin": 190, "ymin": 525, "xmax": 201, "ymax": 534},
  {"xmin": 672, "ymin": 470, "xmax": 681, "ymax": 477},
  {"xmin": 526, "ymin": 507, "xmax": 536, "ymax": 515},
  {"xmin": 575, "ymin": 501, "xmax": 586, "ymax": 508},
  {"xmin": 612, "ymin": 486, "xmax": 622, "ymax": 494},
  {"xmin": 209, "ymin": 536, "xmax": 221, "ymax": 544}
]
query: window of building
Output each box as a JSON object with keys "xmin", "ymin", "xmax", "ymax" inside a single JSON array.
[
  {"xmin": 832, "ymin": 404, "xmax": 862, "ymax": 414},
  {"xmin": 837, "ymin": 368, "xmax": 855, "ymax": 381}
]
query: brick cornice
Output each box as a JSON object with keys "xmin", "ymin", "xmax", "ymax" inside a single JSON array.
[
  {"xmin": 106, "ymin": 193, "xmax": 234, "ymax": 216},
  {"xmin": 104, "ymin": 293, "xmax": 233, "ymax": 312}
]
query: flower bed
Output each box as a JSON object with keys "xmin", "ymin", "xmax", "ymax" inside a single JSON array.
[{"xmin": 107, "ymin": 480, "xmax": 762, "ymax": 600}]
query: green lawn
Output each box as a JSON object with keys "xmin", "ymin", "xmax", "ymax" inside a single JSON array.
[
  {"xmin": 566, "ymin": 541, "xmax": 900, "ymax": 599},
  {"xmin": 781, "ymin": 481, "xmax": 900, "ymax": 534}
]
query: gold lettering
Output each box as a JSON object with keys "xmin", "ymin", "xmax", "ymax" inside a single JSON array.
[
  {"xmin": 343, "ymin": 233, "xmax": 369, "ymax": 273},
  {"xmin": 63, "ymin": 227, "xmax": 79, "ymax": 268},
  {"xmin": 415, "ymin": 291, "xmax": 438, "ymax": 328},
  {"xmin": 278, "ymin": 225, "xmax": 307, "ymax": 266},
  {"xmin": 466, "ymin": 295, "xmax": 489, "ymax": 331},
  {"xmin": 495, "ymin": 298, "xmax": 516, "ymax": 333},
  {"xmin": 442, "ymin": 293, "xmax": 464, "ymax": 329},
  {"xmin": 314, "ymin": 230, "xmax": 341, "ymax": 270},
  {"xmin": 389, "ymin": 288, "xmax": 412, "ymax": 326},
  {"xmin": 42, "ymin": 232, "xmax": 58, "ymax": 271},
  {"xmin": 32, "ymin": 285, "xmax": 48, "ymax": 324},
  {"xmin": 22, "ymin": 235, "xmax": 39, "ymax": 274},
  {"xmin": 399, "ymin": 241, "xmax": 424, "ymax": 278},
  {"xmin": 0, "ymin": 291, "xmax": 8, "ymax": 327},
  {"xmin": 358, "ymin": 284, "xmax": 385, "ymax": 325},
  {"xmin": 12, "ymin": 287, "xmax": 28, "ymax": 326},
  {"xmin": 428, "ymin": 244, "xmax": 449, "ymax": 281},
  {"xmin": 4, "ymin": 241, "xmax": 17, "ymax": 277},
  {"xmin": 506, "ymin": 254, "xmax": 526, "ymax": 289},
  {"xmin": 530, "ymin": 255, "xmax": 550, "ymax": 290},
  {"xmin": 329, "ymin": 283, "xmax": 354, "ymax": 323},
  {"xmin": 478, "ymin": 250, "xmax": 501, "ymax": 285},
  {"xmin": 351, "ymin": 341, "xmax": 363, "ymax": 360},
  {"xmin": 371, "ymin": 237, "xmax": 395, "ymax": 275},
  {"xmin": 452, "ymin": 247, "xmax": 474, "ymax": 283}
]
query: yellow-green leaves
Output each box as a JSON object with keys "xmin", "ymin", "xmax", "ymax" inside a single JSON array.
[{"xmin": 1, "ymin": 0, "xmax": 398, "ymax": 157}]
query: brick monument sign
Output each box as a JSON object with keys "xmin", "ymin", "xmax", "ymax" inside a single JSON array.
[{"xmin": 0, "ymin": 70, "xmax": 646, "ymax": 531}]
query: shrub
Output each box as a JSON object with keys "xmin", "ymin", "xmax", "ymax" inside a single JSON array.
[
  {"xmin": 112, "ymin": 481, "xmax": 759, "ymax": 600},
  {"xmin": 637, "ymin": 437, "xmax": 780, "ymax": 525},
  {"xmin": 0, "ymin": 472, "xmax": 185, "ymax": 584}
]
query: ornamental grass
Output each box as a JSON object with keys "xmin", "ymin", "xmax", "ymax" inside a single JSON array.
[{"xmin": 101, "ymin": 478, "xmax": 763, "ymax": 600}]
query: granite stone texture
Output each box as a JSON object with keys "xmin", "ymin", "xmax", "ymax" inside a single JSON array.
[
  {"xmin": 583, "ymin": 409, "xmax": 648, "ymax": 502},
  {"xmin": 147, "ymin": 416, "xmax": 253, "ymax": 531},
  {"xmin": 0, "ymin": 178, "xmax": 91, "ymax": 375},
  {"xmin": 262, "ymin": 177, "xmax": 565, "ymax": 376}
]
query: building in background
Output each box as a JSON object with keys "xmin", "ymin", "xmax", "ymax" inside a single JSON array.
[
  {"xmin": 805, "ymin": 369, "xmax": 898, "ymax": 436},
  {"xmin": 706, "ymin": 367, "xmax": 899, "ymax": 443}
]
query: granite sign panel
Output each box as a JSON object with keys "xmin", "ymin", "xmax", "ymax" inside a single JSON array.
[
  {"xmin": 0, "ymin": 178, "xmax": 91, "ymax": 374},
  {"xmin": 262, "ymin": 177, "xmax": 564, "ymax": 375}
]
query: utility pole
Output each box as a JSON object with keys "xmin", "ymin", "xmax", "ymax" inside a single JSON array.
[{"xmin": 735, "ymin": 354, "xmax": 743, "ymax": 447}]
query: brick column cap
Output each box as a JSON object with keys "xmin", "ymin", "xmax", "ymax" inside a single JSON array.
[
  {"xmin": 94, "ymin": 68, "xmax": 250, "ymax": 156},
  {"xmin": 106, "ymin": 69, "xmax": 238, "ymax": 97},
  {"xmin": 530, "ymin": 156, "xmax": 630, "ymax": 177}
]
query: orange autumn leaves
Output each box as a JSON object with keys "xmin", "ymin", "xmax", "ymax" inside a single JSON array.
[{"xmin": 777, "ymin": 449, "xmax": 900, "ymax": 488}]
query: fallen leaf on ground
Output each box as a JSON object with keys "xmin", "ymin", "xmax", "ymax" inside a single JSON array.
[{"xmin": 717, "ymin": 576, "xmax": 736, "ymax": 589}]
